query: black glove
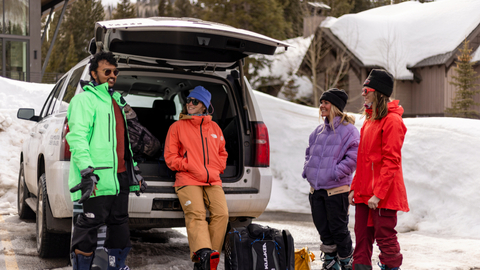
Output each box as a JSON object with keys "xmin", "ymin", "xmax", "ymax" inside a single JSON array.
[
  {"xmin": 134, "ymin": 166, "xmax": 147, "ymax": 196},
  {"xmin": 70, "ymin": 166, "xmax": 99, "ymax": 204}
]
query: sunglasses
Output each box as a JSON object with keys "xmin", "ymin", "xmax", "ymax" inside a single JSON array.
[
  {"xmin": 102, "ymin": 68, "xmax": 119, "ymax": 76},
  {"xmin": 186, "ymin": 97, "xmax": 201, "ymax": 106},
  {"xmin": 362, "ymin": 87, "xmax": 375, "ymax": 95}
]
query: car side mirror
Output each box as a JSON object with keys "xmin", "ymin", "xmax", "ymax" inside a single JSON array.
[{"xmin": 17, "ymin": 108, "xmax": 40, "ymax": 122}]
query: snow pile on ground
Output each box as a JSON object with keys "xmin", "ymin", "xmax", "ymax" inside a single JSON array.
[
  {"xmin": 326, "ymin": 0, "xmax": 480, "ymax": 79},
  {"xmin": 0, "ymin": 78, "xmax": 53, "ymax": 215},
  {"xmin": 1, "ymin": 76, "xmax": 480, "ymax": 240}
]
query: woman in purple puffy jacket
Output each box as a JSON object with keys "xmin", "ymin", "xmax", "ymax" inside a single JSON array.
[{"xmin": 302, "ymin": 88, "xmax": 360, "ymax": 270}]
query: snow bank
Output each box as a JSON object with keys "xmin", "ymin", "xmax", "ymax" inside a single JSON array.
[{"xmin": 0, "ymin": 77, "xmax": 53, "ymax": 215}]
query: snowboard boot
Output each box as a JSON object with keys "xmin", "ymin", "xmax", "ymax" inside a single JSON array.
[
  {"xmin": 71, "ymin": 250, "xmax": 94, "ymax": 270},
  {"xmin": 106, "ymin": 247, "xmax": 131, "ymax": 270},
  {"xmin": 193, "ymin": 248, "xmax": 220, "ymax": 270},
  {"xmin": 378, "ymin": 263, "xmax": 400, "ymax": 270},
  {"xmin": 337, "ymin": 254, "xmax": 353, "ymax": 270},
  {"xmin": 321, "ymin": 252, "xmax": 341, "ymax": 270}
]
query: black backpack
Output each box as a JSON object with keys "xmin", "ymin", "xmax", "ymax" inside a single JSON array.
[
  {"xmin": 225, "ymin": 223, "xmax": 295, "ymax": 270},
  {"xmin": 124, "ymin": 104, "xmax": 161, "ymax": 158}
]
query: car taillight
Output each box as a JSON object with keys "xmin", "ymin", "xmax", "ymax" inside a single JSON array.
[
  {"xmin": 60, "ymin": 117, "xmax": 71, "ymax": 161},
  {"xmin": 252, "ymin": 121, "xmax": 270, "ymax": 167}
]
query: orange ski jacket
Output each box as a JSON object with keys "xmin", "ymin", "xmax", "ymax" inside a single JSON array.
[
  {"xmin": 164, "ymin": 114, "xmax": 228, "ymax": 187},
  {"xmin": 351, "ymin": 100, "xmax": 409, "ymax": 212}
]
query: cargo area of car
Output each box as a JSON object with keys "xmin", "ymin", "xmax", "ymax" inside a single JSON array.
[{"xmin": 115, "ymin": 69, "xmax": 244, "ymax": 184}]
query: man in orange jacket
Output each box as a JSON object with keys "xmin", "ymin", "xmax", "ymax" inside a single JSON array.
[
  {"xmin": 348, "ymin": 69, "xmax": 409, "ymax": 270},
  {"xmin": 164, "ymin": 86, "xmax": 228, "ymax": 270}
]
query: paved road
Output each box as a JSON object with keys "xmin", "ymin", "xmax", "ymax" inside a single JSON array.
[{"xmin": 0, "ymin": 211, "xmax": 326, "ymax": 270}]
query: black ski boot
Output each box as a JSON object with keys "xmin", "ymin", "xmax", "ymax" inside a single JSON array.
[
  {"xmin": 321, "ymin": 252, "xmax": 340, "ymax": 270},
  {"xmin": 337, "ymin": 254, "xmax": 353, "ymax": 270},
  {"xmin": 193, "ymin": 248, "xmax": 220, "ymax": 270},
  {"xmin": 106, "ymin": 247, "xmax": 131, "ymax": 270}
]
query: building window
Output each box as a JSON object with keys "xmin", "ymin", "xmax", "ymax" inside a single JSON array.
[
  {"xmin": 6, "ymin": 40, "xmax": 27, "ymax": 81},
  {"xmin": 2, "ymin": 0, "xmax": 29, "ymax": 36}
]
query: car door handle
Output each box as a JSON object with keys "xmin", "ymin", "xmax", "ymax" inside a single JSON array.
[{"xmin": 39, "ymin": 129, "xmax": 46, "ymax": 134}]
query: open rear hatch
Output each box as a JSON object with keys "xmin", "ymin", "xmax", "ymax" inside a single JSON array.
[{"xmin": 93, "ymin": 17, "xmax": 290, "ymax": 69}]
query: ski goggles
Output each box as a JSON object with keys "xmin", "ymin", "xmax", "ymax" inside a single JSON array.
[
  {"xmin": 102, "ymin": 68, "xmax": 119, "ymax": 76},
  {"xmin": 362, "ymin": 87, "xmax": 375, "ymax": 95},
  {"xmin": 186, "ymin": 98, "xmax": 201, "ymax": 106}
]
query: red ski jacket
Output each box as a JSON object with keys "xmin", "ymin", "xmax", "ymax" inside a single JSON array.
[
  {"xmin": 164, "ymin": 114, "xmax": 228, "ymax": 187},
  {"xmin": 351, "ymin": 100, "xmax": 409, "ymax": 212}
]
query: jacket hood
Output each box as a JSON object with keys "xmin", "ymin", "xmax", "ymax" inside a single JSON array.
[
  {"xmin": 179, "ymin": 114, "xmax": 212, "ymax": 126},
  {"xmin": 388, "ymin": 100, "xmax": 404, "ymax": 116},
  {"xmin": 365, "ymin": 100, "xmax": 404, "ymax": 117}
]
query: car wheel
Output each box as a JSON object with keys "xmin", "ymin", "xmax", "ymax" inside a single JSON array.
[
  {"xmin": 36, "ymin": 173, "xmax": 70, "ymax": 258},
  {"xmin": 18, "ymin": 162, "xmax": 35, "ymax": 220}
]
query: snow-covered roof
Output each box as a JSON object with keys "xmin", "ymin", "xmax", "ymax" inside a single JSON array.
[
  {"xmin": 324, "ymin": 0, "xmax": 480, "ymax": 80},
  {"xmin": 250, "ymin": 35, "xmax": 313, "ymax": 89}
]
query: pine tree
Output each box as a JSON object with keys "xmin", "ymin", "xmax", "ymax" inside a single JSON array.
[
  {"xmin": 445, "ymin": 39, "xmax": 480, "ymax": 119},
  {"xmin": 158, "ymin": 0, "xmax": 173, "ymax": 17},
  {"xmin": 173, "ymin": 0, "xmax": 193, "ymax": 17},
  {"xmin": 277, "ymin": 0, "xmax": 303, "ymax": 38},
  {"xmin": 42, "ymin": 0, "xmax": 104, "ymax": 76},
  {"xmin": 113, "ymin": 0, "xmax": 136, "ymax": 19},
  {"xmin": 351, "ymin": 0, "xmax": 372, "ymax": 13},
  {"xmin": 199, "ymin": 0, "xmax": 287, "ymax": 41},
  {"xmin": 323, "ymin": 0, "xmax": 354, "ymax": 17}
]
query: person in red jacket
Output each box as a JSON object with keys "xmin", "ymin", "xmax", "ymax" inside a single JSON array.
[
  {"xmin": 348, "ymin": 69, "xmax": 409, "ymax": 270},
  {"xmin": 164, "ymin": 86, "xmax": 228, "ymax": 270}
]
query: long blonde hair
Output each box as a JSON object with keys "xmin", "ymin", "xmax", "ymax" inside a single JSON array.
[
  {"xmin": 319, "ymin": 105, "xmax": 355, "ymax": 133},
  {"xmin": 362, "ymin": 91, "xmax": 392, "ymax": 120}
]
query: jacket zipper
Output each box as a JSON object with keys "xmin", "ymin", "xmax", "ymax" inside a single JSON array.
[
  {"xmin": 199, "ymin": 119, "xmax": 210, "ymax": 183},
  {"xmin": 206, "ymin": 137, "xmax": 209, "ymax": 164},
  {"xmin": 110, "ymin": 104, "xmax": 118, "ymax": 194},
  {"xmin": 108, "ymin": 114, "xmax": 111, "ymax": 142}
]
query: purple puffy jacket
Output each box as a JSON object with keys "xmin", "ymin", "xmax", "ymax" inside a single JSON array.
[{"xmin": 302, "ymin": 116, "xmax": 360, "ymax": 190}]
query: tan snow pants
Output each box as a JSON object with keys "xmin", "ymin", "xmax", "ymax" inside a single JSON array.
[{"xmin": 175, "ymin": 185, "xmax": 229, "ymax": 260}]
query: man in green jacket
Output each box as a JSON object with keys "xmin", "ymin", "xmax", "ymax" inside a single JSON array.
[{"xmin": 66, "ymin": 51, "xmax": 146, "ymax": 270}]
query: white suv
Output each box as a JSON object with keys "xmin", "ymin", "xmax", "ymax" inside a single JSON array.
[{"xmin": 17, "ymin": 17, "xmax": 288, "ymax": 258}]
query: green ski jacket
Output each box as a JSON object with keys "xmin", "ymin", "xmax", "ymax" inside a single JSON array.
[{"xmin": 66, "ymin": 81, "xmax": 138, "ymax": 202}]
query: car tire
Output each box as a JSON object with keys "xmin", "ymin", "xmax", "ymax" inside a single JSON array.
[
  {"xmin": 36, "ymin": 173, "xmax": 70, "ymax": 258},
  {"xmin": 18, "ymin": 162, "xmax": 35, "ymax": 220}
]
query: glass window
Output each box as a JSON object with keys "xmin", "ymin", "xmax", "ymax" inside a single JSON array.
[
  {"xmin": 41, "ymin": 78, "xmax": 66, "ymax": 118},
  {"xmin": 6, "ymin": 40, "xmax": 27, "ymax": 81},
  {"xmin": 60, "ymin": 65, "xmax": 86, "ymax": 112},
  {"xmin": 0, "ymin": 1, "xmax": 3, "ymax": 34},
  {"xmin": 5, "ymin": 0, "xmax": 29, "ymax": 36},
  {"xmin": 0, "ymin": 40, "xmax": 2, "ymax": 74}
]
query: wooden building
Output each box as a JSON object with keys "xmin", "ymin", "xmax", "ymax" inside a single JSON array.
[{"xmin": 297, "ymin": 2, "xmax": 480, "ymax": 118}]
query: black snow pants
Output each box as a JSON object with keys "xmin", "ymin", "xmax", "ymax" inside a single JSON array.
[
  {"xmin": 309, "ymin": 188, "xmax": 353, "ymax": 258},
  {"xmin": 71, "ymin": 171, "xmax": 131, "ymax": 253}
]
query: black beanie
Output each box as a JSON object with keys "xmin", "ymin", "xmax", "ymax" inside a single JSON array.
[
  {"xmin": 363, "ymin": 69, "xmax": 394, "ymax": 97},
  {"xmin": 319, "ymin": 88, "xmax": 348, "ymax": 112}
]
